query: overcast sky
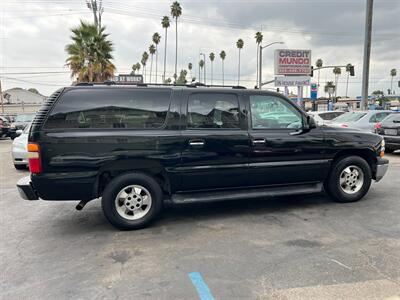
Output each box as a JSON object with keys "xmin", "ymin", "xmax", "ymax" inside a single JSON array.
[{"xmin": 1, "ymin": 0, "xmax": 399, "ymax": 97}]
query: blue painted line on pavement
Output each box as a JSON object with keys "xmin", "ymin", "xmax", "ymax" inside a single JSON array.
[{"xmin": 188, "ymin": 272, "xmax": 215, "ymax": 300}]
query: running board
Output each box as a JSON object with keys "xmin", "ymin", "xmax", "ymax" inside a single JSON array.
[{"xmin": 171, "ymin": 183, "xmax": 323, "ymax": 204}]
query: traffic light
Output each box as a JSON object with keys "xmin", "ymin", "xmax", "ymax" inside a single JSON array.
[
  {"xmin": 349, "ymin": 65, "xmax": 355, "ymax": 76},
  {"xmin": 277, "ymin": 88, "xmax": 280, "ymax": 93},
  {"xmin": 310, "ymin": 66, "xmax": 314, "ymax": 77},
  {"xmin": 398, "ymin": 81, "xmax": 400, "ymax": 88}
]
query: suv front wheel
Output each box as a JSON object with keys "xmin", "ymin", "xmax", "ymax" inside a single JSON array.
[
  {"xmin": 101, "ymin": 173, "xmax": 163, "ymax": 230},
  {"xmin": 324, "ymin": 156, "xmax": 372, "ymax": 203}
]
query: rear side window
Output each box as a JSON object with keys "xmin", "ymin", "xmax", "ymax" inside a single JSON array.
[
  {"xmin": 44, "ymin": 88, "xmax": 171, "ymax": 129},
  {"xmin": 187, "ymin": 93, "xmax": 240, "ymax": 129},
  {"xmin": 382, "ymin": 113, "xmax": 400, "ymax": 125}
]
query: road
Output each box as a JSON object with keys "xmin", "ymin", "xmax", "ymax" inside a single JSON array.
[{"xmin": 0, "ymin": 139, "xmax": 399, "ymax": 299}]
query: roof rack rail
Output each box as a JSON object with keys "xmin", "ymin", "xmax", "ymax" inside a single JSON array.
[{"xmin": 73, "ymin": 81, "xmax": 247, "ymax": 89}]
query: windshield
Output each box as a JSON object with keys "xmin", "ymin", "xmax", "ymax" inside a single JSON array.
[
  {"xmin": 332, "ymin": 112, "xmax": 367, "ymax": 123},
  {"xmin": 15, "ymin": 114, "xmax": 35, "ymax": 122}
]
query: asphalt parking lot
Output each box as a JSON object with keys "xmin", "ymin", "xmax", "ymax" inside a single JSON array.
[{"xmin": 1, "ymin": 138, "xmax": 399, "ymax": 300}]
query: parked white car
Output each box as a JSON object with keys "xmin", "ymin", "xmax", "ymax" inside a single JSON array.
[
  {"xmin": 308, "ymin": 111, "xmax": 345, "ymax": 126},
  {"xmin": 11, "ymin": 123, "xmax": 30, "ymax": 170},
  {"xmin": 327, "ymin": 110, "xmax": 394, "ymax": 132}
]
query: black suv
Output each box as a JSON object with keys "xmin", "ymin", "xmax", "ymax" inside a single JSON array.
[{"xmin": 17, "ymin": 84, "xmax": 389, "ymax": 229}]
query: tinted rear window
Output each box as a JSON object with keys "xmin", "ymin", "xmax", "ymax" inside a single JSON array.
[
  {"xmin": 319, "ymin": 112, "xmax": 343, "ymax": 120},
  {"xmin": 382, "ymin": 113, "xmax": 400, "ymax": 125},
  {"xmin": 44, "ymin": 88, "xmax": 171, "ymax": 129},
  {"xmin": 333, "ymin": 112, "xmax": 366, "ymax": 122}
]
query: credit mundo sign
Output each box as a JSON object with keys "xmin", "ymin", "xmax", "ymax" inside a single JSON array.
[{"xmin": 274, "ymin": 49, "xmax": 311, "ymax": 75}]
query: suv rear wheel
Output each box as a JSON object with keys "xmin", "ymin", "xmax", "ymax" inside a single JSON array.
[
  {"xmin": 324, "ymin": 156, "xmax": 372, "ymax": 203},
  {"xmin": 101, "ymin": 173, "xmax": 163, "ymax": 230}
]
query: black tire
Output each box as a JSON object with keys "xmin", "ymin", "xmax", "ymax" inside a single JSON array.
[
  {"xmin": 324, "ymin": 156, "xmax": 372, "ymax": 203},
  {"xmin": 14, "ymin": 164, "xmax": 26, "ymax": 170},
  {"xmin": 101, "ymin": 173, "xmax": 163, "ymax": 230}
]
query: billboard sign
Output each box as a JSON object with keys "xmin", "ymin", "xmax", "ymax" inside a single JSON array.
[
  {"xmin": 274, "ymin": 49, "xmax": 312, "ymax": 75},
  {"xmin": 275, "ymin": 76, "xmax": 311, "ymax": 87}
]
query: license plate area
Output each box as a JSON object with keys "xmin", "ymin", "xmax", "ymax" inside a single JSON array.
[{"xmin": 384, "ymin": 129, "xmax": 398, "ymax": 136}]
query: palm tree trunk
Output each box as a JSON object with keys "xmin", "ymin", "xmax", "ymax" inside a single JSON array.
[
  {"xmin": 163, "ymin": 29, "xmax": 168, "ymax": 83},
  {"xmin": 174, "ymin": 19, "xmax": 178, "ymax": 82},
  {"xmin": 256, "ymin": 44, "xmax": 259, "ymax": 88},
  {"xmin": 211, "ymin": 62, "xmax": 213, "ymax": 85},
  {"xmin": 150, "ymin": 55, "xmax": 153, "ymax": 83},
  {"xmin": 391, "ymin": 76, "xmax": 393, "ymax": 94},
  {"xmin": 345, "ymin": 72, "xmax": 349, "ymax": 98},
  {"xmin": 317, "ymin": 69, "xmax": 320, "ymax": 94},
  {"xmin": 222, "ymin": 60, "xmax": 224, "ymax": 86},
  {"xmin": 335, "ymin": 75, "xmax": 338, "ymax": 99},
  {"xmin": 238, "ymin": 49, "xmax": 241, "ymax": 86},
  {"xmin": 155, "ymin": 46, "xmax": 158, "ymax": 84}
]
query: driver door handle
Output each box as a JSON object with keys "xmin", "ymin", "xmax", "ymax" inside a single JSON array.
[
  {"xmin": 189, "ymin": 139, "xmax": 205, "ymax": 146},
  {"xmin": 252, "ymin": 138, "xmax": 266, "ymax": 145}
]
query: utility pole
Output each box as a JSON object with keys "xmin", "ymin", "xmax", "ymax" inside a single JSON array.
[
  {"xmin": 0, "ymin": 80, "xmax": 4, "ymax": 114},
  {"xmin": 361, "ymin": 0, "xmax": 373, "ymax": 110}
]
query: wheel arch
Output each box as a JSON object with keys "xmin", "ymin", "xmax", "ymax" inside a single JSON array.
[
  {"xmin": 331, "ymin": 148, "xmax": 378, "ymax": 178},
  {"xmin": 93, "ymin": 159, "xmax": 171, "ymax": 198}
]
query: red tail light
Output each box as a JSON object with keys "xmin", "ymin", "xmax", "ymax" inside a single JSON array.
[
  {"xmin": 340, "ymin": 124, "xmax": 348, "ymax": 128},
  {"xmin": 374, "ymin": 122, "xmax": 382, "ymax": 129},
  {"xmin": 28, "ymin": 143, "xmax": 42, "ymax": 174}
]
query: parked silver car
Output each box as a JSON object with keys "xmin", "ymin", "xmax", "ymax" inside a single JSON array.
[
  {"xmin": 308, "ymin": 111, "xmax": 345, "ymax": 126},
  {"xmin": 327, "ymin": 110, "xmax": 395, "ymax": 132},
  {"xmin": 11, "ymin": 123, "xmax": 30, "ymax": 170}
]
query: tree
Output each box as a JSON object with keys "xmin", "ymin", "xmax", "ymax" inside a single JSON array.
[
  {"xmin": 152, "ymin": 32, "xmax": 161, "ymax": 83},
  {"xmin": 149, "ymin": 44, "xmax": 156, "ymax": 83},
  {"xmin": 255, "ymin": 31, "xmax": 263, "ymax": 87},
  {"xmin": 324, "ymin": 81, "xmax": 336, "ymax": 100},
  {"xmin": 209, "ymin": 52, "xmax": 215, "ymax": 85},
  {"xmin": 372, "ymin": 90, "xmax": 386, "ymax": 106},
  {"xmin": 220, "ymin": 50, "xmax": 226, "ymax": 86},
  {"xmin": 176, "ymin": 69, "xmax": 188, "ymax": 85},
  {"xmin": 65, "ymin": 21, "xmax": 115, "ymax": 83},
  {"xmin": 170, "ymin": 1, "xmax": 182, "ymax": 82},
  {"xmin": 333, "ymin": 67, "xmax": 341, "ymax": 98},
  {"xmin": 188, "ymin": 62, "xmax": 193, "ymax": 81},
  {"xmin": 86, "ymin": 0, "xmax": 104, "ymax": 30},
  {"xmin": 161, "ymin": 16, "xmax": 170, "ymax": 83},
  {"xmin": 236, "ymin": 39, "xmax": 244, "ymax": 85},
  {"xmin": 345, "ymin": 63, "xmax": 353, "ymax": 98},
  {"xmin": 131, "ymin": 62, "xmax": 140, "ymax": 75},
  {"xmin": 316, "ymin": 59, "xmax": 323, "ymax": 91},
  {"xmin": 390, "ymin": 68, "xmax": 397, "ymax": 95},
  {"xmin": 199, "ymin": 59, "xmax": 204, "ymax": 83},
  {"xmin": 141, "ymin": 51, "xmax": 149, "ymax": 82}
]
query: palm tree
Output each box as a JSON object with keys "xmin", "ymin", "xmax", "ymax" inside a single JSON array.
[
  {"xmin": 345, "ymin": 63, "xmax": 353, "ymax": 98},
  {"xmin": 316, "ymin": 59, "xmax": 323, "ymax": 91},
  {"xmin": 149, "ymin": 44, "xmax": 156, "ymax": 83},
  {"xmin": 390, "ymin": 68, "xmax": 397, "ymax": 94},
  {"xmin": 161, "ymin": 16, "xmax": 170, "ymax": 83},
  {"xmin": 152, "ymin": 32, "xmax": 161, "ymax": 83},
  {"xmin": 209, "ymin": 53, "xmax": 215, "ymax": 85},
  {"xmin": 65, "ymin": 21, "xmax": 115, "ymax": 82},
  {"xmin": 199, "ymin": 59, "xmax": 204, "ymax": 83},
  {"xmin": 236, "ymin": 39, "xmax": 244, "ymax": 85},
  {"xmin": 141, "ymin": 51, "xmax": 149, "ymax": 82},
  {"xmin": 188, "ymin": 62, "xmax": 193, "ymax": 81},
  {"xmin": 324, "ymin": 81, "xmax": 336, "ymax": 100},
  {"xmin": 255, "ymin": 31, "xmax": 263, "ymax": 87},
  {"xmin": 170, "ymin": 1, "xmax": 182, "ymax": 82},
  {"xmin": 131, "ymin": 63, "xmax": 138, "ymax": 75},
  {"xmin": 220, "ymin": 50, "xmax": 226, "ymax": 86},
  {"xmin": 333, "ymin": 67, "xmax": 341, "ymax": 98}
]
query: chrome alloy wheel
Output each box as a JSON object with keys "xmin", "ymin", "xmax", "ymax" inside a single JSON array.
[
  {"xmin": 114, "ymin": 185, "xmax": 152, "ymax": 220},
  {"xmin": 339, "ymin": 166, "xmax": 364, "ymax": 194}
]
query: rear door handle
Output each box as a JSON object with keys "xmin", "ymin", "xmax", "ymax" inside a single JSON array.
[
  {"xmin": 189, "ymin": 140, "xmax": 205, "ymax": 146},
  {"xmin": 252, "ymin": 138, "xmax": 266, "ymax": 145}
]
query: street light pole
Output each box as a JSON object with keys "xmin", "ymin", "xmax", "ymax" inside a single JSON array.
[
  {"xmin": 258, "ymin": 41, "xmax": 284, "ymax": 89},
  {"xmin": 361, "ymin": 0, "xmax": 373, "ymax": 110}
]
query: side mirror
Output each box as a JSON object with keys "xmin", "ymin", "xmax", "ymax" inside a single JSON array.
[
  {"xmin": 306, "ymin": 115, "xmax": 317, "ymax": 129},
  {"xmin": 16, "ymin": 129, "xmax": 23, "ymax": 136}
]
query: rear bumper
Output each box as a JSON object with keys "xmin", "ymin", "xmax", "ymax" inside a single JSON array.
[
  {"xmin": 375, "ymin": 157, "xmax": 389, "ymax": 182},
  {"xmin": 17, "ymin": 176, "xmax": 39, "ymax": 200}
]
